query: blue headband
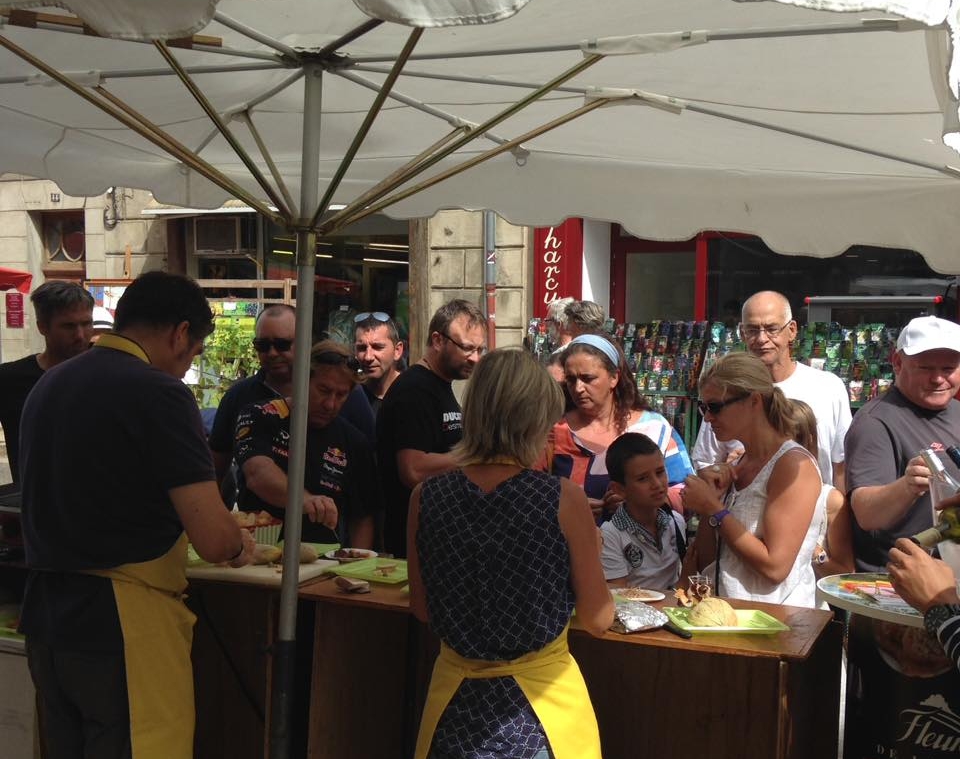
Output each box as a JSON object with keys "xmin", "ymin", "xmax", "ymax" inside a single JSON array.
[{"xmin": 568, "ymin": 334, "xmax": 620, "ymax": 366}]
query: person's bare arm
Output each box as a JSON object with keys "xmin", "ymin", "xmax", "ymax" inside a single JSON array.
[
  {"xmin": 850, "ymin": 455, "xmax": 929, "ymax": 531},
  {"xmin": 832, "ymin": 460, "xmax": 846, "ymax": 495},
  {"xmin": 407, "ymin": 484, "xmax": 428, "ymax": 623},
  {"xmin": 701, "ymin": 451, "xmax": 820, "ymax": 584},
  {"xmin": 396, "ymin": 449, "xmax": 460, "ymax": 489},
  {"xmin": 817, "ymin": 488, "xmax": 855, "ymax": 577},
  {"xmin": 170, "ymin": 481, "xmax": 254, "ymax": 566},
  {"xmin": 558, "ymin": 478, "xmax": 615, "ymax": 636},
  {"xmin": 242, "ymin": 456, "xmax": 338, "ymax": 527},
  {"xmin": 347, "ymin": 513, "xmax": 375, "ymax": 550}
]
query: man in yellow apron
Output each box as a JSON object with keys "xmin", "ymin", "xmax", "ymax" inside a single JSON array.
[{"xmin": 18, "ymin": 271, "xmax": 254, "ymax": 759}]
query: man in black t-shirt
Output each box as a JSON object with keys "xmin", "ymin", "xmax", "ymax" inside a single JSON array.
[
  {"xmin": 0, "ymin": 281, "xmax": 93, "ymax": 482},
  {"xmin": 376, "ymin": 299, "xmax": 488, "ymax": 557},
  {"xmin": 18, "ymin": 271, "xmax": 253, "ymax": 759},
  {"xmin": 234, "ymin": 340, "xmax": 379, "ymax": 547}
]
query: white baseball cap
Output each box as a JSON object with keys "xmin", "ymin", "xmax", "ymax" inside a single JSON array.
[
  {"xmin": 896, "ymin": 315, "xmax": 960, "ymax": 355},
  {"xmin": 92, "ymin": 305, "xmax": 114, "ymax": 331}
]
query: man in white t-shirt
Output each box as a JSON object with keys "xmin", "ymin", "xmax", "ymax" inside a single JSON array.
[{"xmin": 691, "ymin": 290, "xmax": 852, "ymax": 488}]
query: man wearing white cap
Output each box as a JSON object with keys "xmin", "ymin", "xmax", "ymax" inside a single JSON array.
[{"xmin": 845, "ymin": 315, "xmax": 960, "ymax": 572}]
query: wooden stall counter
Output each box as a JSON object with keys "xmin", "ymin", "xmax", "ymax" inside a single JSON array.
[{"xmin": 296, "ymin": 580, "xmax": 841, "ymax": 759}]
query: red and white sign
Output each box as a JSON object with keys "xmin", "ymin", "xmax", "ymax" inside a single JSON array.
[
  {"xmin": 5, "ymin": 291, "xmax": 24, "ymax": 328},
  {"xmin": 532, "ymin": 219, "xmax": 583, "ymax": 318}
]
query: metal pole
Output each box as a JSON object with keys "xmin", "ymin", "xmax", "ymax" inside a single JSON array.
[
  {"xmin": 269, "ymin": 60, "xmax": 323, "ymax": 759},
  {"xmin": 482, "ymin": 211, "xmax": 497, "ymax": 349}
]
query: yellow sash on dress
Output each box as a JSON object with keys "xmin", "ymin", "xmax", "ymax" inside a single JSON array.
[
  {"xmin": 414, "ymin": 623, "xmax": 602, "ymax": 759},
  {"xmin": 85, "ymin": 533, "xmax": 196, "ymax": 759}
]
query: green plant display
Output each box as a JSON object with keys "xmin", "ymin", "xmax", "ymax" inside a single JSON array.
[{"xmin": 190, "ymin": 313, "xmax": 258, "ymax": 408}]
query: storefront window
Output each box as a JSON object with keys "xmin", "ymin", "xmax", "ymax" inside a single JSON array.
[
  {"xmin": 706, "ymin": 236, "xmax": 957, "ymax": 325},
  {"xmin": 624, "ymin": 251, "xmax": 696, "ymax": 322}
]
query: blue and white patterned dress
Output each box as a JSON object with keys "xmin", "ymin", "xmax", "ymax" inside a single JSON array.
[{"xmin": 417, "ymin": 468, "xmax": 575, "ymax": 759}]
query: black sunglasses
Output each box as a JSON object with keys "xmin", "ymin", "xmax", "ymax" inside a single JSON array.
[
  {"xmin": 354, "ymin": 311, "xmax": 390, "ymax": 323},
  {"xmin": 311, "ymin": 351, "xmax": 362, "ymax": 374},
  {"xmin": 697, "ymin": 395, "xmax": 749, "ymax": 416},
  {"xmin": 252, "ymin": 337, "xmax": 293, "ymax": 353}
]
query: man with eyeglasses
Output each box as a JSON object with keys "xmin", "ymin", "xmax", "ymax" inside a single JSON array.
[
  {"xmin": 691, "ymin": 290, "xmax": 851, "ymax": 489},
  {"xmin": 354, "ymin": 311, "xmax": 405, "ymax": 418},
  {"xmin": 376, "ymin": 299, "xmax": 488, "ymax": 557}
]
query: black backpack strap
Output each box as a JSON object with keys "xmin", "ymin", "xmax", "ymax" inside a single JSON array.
[{"xmin": 660, "ymin": 504, "xmax": 686, "ymax": 559}]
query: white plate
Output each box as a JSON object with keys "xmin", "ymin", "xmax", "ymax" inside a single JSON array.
[
  {"xmin": 324, "ymin": 548, "xmax": 378, "ymax": 563},
  {"xmin": 611, "ymin": 588, "xmax": 666, "ymax": 603}
]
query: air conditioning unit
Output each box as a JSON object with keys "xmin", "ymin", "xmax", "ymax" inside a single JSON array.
[{"xmin": 194, "ymin": 216, "xmax": 256, "ymax": 255}]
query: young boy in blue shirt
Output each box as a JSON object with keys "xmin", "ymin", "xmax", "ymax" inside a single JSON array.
[{"xmin": 601, "ymin": 433, "xmax": 686, "ymax": 590}]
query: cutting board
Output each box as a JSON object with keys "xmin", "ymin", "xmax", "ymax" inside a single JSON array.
[{"xmin": 186, "ymin": 559, "xmax": 338, "ymax": 587}]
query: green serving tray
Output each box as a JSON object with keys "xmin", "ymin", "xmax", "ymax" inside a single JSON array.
[
  {"xmin": 662, "ymin": 606, "xmax": 790, "ymax": 634},
  {"xmin": 328, "ymin": 557, "xmax": 408, "ymax": 585}
]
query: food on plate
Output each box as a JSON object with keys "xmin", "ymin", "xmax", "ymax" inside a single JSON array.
[
  {"xmin": 687, "ymin": 597, "xmax": 738, "ymax": 627},
  {"xmin": 614, "ymin": 587, "xmax": 662, "ymax": 602},
  {"xmin": 251, "ymin": 544, "xmax": 282, "ymax": 565},
  {"xmin": 334, "ymin": 548, "xmax": 371, "ymax": 559},
  {"xmin": 373, "ymin": 563, "xmax": 398, "ymax": 577}
]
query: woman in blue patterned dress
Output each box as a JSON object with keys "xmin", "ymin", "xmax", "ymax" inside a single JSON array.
[{"xmin": 408, "ymin": 349, "xmax": 614, "ymax": 759}]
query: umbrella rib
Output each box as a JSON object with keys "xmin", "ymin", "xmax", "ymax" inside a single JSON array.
[
  {"xmin": 685, "ymin": 101, "xmax": 960, "ymax": 178},
  {"xmin": 315, "ymin": 19, "xmax": 384, "ymax": 58},
  {"xmin": 0, "ymin": 31, "xmax": 281, "ymax": 221},
  {"xmin": 212, "ymin": 12, "xmax": 301, "ymax": 60},
  {"xmin": 320, "ymin": 52, "xmax": 603, "ymax": 233},
  {"xmin": 236, "ymin": 112, "xmax": 297, "ymax": 217},
  {"xmin": 306, "ymin": 27, "xmax": 424, "ymax": 231},
  {"xmin": 334, "ymin": 68, "xmax": 522, "ymax": 149},
  {"xmin": 154, "ymin": 40, "xmax": 293, "ymax": 220},
  {"xmin": 0, "ymin": 62, "xmax": 286, "ymax": 86},
  {"xmin": 331, "ymin": 97, "xmax": 614, "ymax": 231},
  {"xmin": 352, "ymin": 63, "xmax": 585, "ymax": 94}
]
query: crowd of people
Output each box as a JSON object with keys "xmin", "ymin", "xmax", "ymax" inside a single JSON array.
[{"xmin": 3, "ymin": 273, "xmax": 960, "ymax": 757}]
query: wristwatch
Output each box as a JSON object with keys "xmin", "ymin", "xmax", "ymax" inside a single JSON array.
[
  {"xmin": 708, "ymin": 508, "xmax": 731, "ymax": 528},
  {"xmin": 923, "ymin": 603, "xmax": 960, "ymax": 636}
]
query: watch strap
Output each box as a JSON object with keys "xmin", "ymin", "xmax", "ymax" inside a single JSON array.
[
  {"xmin": 923, "ymin": 603, "xmax": 960, "ymax": 637},
  {"xmin": 708, "ymin": 508, "xmax": 731, "ymax": 528}
]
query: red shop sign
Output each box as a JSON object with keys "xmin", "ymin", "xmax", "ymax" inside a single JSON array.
[
  {"xmin": 532, "ymin": 219, "xmax": 584, "ymax": 319},
  {"xmin": 5, "ymin": 291, "xmax": 24, "ymax": 328}
]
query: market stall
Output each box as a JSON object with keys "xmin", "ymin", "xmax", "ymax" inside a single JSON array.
[{"xmin": 188, "ymin": 570, "xmax": 842, "ymax": 759}]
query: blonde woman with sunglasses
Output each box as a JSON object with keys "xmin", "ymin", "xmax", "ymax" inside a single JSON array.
[{"xmin": 680, "ymin": 352, "xmax": 823, "ymax": 607}]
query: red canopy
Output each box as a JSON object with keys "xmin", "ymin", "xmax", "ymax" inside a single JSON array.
[{"xmin": 0, "ymin": 267, "xmax": 32, "ymax": 294}]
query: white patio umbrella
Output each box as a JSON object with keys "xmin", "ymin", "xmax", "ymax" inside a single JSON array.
[{"xmin": 2, "ymin": 1, "xmax": 959, "ymax": 755}]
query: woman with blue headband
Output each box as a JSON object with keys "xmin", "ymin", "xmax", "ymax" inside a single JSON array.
[{"xmin": 545, "ymin": 333, "xmax": 694, "ymax": 520}]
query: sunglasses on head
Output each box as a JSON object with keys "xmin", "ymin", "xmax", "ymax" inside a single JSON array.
[
  {"xmin": 311, "ymin": 351, "xmax": 362, "ymax": 374},
  {"xmin": 354, "ymin": 311, "xmax": 391, "ymax": 323},
  {"xmin": 252, "ymin": 337, "xmax": 294, "ymax": 353}
]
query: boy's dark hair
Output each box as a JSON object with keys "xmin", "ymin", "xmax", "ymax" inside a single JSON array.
[
  {"xmin": 30, "ymin": 280, "xmax": 94, "ymax": 326},
  {"xmin": 605, "ymin": 432, "xmax": 661, "ymax": 484},
  {"xmin": 114, "ymin": 271, "xmax": 214, "ymax": 342}
]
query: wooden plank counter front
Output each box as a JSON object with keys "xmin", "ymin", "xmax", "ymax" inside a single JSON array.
[{"xmin": 296, "ymin": 580, "xmax": 842, "ymax": 759}]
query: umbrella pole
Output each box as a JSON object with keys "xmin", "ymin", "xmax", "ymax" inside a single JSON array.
[{"xmin": 270, "ymin": 61, "xmax": 323, "ymax": 759}]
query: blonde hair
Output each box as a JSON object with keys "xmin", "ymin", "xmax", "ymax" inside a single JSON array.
[
  {"xmin": 454, "ymin": 349, "xmax": 564, "ymax": 467},
  {"xmin": 698, "ymin": 352, "xmax": 793, "ymax": 437},
  {"xmin": 787, "ymin": 399, "xmax": 819, "ymax": 459}
]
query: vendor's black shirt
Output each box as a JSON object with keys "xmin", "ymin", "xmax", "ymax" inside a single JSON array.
[
  {"xmin": 18, "ymin": 340, "xmax": 215, "ymax": 650},
  {"xmin": 0, "ymin": 354, "xmax": 43, "ymax": 483},
  {"xmin": 233, "ymin": 398, "xmax": 380, "ymax": 544},
  {"xmin": 376, "ymin": 365, "xmax": 462, "ymax": 557}
]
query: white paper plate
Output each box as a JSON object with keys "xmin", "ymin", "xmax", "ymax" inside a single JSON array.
[{"xmin": 324, "ymin": 548, "xmax": 378, "ymax": 563}]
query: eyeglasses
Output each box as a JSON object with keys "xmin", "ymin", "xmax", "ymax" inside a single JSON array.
[
  {"xmin": 441, "ymin": 332, "xmax": 486, "ymax": 357},
  {"xmin": 697, "ymin": 395, "xmax": 749, "ymax": 416},
  {"xmin": 311, "ymin": 351, "xmax": 362, "ymax": 374},
  {"xmin": 739, "ymin": 321, "xmax": 792, "ymax": 339},
  {"xmin": 252, "ymin": 337, "xmax": 294, "ymax": 353},
  {"xmin": 354, "ymin": 311, "xmax": 391, "ymax": 323}
]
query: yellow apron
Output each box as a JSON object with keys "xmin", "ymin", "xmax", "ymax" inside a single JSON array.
[
  {"xmin": 414, "ymin": 624, "xmax": 602, "ymax": 759},
  {"xmin": 85, "ymin": 534, "xmax": 196, "ymax": 759},
  {"xmin": 81, "ymin": 333, "xmax": 196, "ymax": 757}
]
